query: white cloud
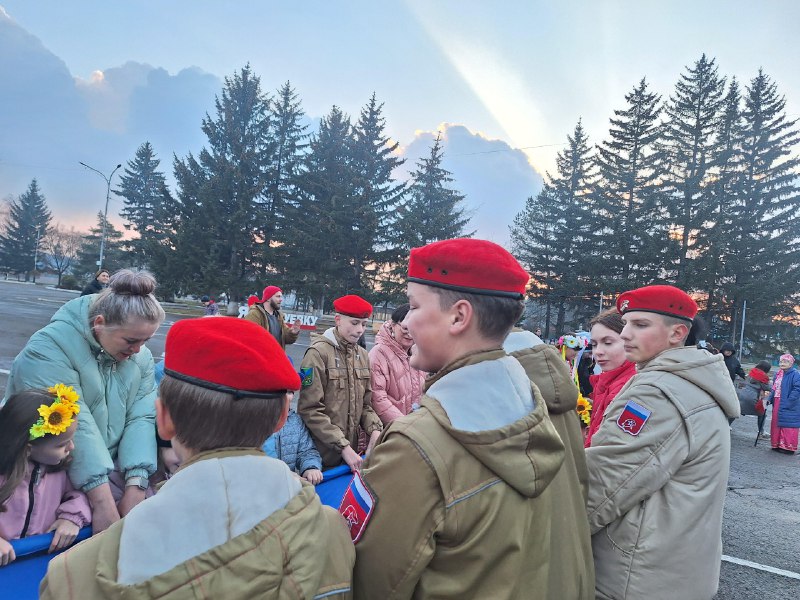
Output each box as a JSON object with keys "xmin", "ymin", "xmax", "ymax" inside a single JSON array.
[
  {"xmin": 398, "ymin": 123, "xmax": 544, "ymax": 245},
  {"xmin": 0, "ymin": 13, "xmax": 219, "ymax": 229}
]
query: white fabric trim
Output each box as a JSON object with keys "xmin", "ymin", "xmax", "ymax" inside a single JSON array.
[
  {"xmin": 117, "ymin": 454, "xmax": 302, "ymax": 585},
  {"xmin": 503, "ymin": 330, "xmax": 544, "ymax": 354},
  {"xmin": 322, "ymin": 327, "xmax": 339, "ymax": 347},
  {"xmin": 427, "ymin": 356, "xmax": 534, "ymax": 432}
]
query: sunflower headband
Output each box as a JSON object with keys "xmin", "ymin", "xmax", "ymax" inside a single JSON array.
[
  {"xmin": 557, "ymin": 335, "xmax": 586, "ymax": 350},
  {"xmin": 29, "ymin": 384, "xmax": 81, "ymax": 440}
]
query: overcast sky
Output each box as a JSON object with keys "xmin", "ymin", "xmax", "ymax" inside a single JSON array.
[{"xmin": 1, "ymin": 1, "xmax": 798, "ymax": 244}]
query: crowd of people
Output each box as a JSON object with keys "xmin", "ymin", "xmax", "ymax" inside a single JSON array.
[{"xmin": 0, "ymin": 238, "xmax": 798, "ymax": 599}]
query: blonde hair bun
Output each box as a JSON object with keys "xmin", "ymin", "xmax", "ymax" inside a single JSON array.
[{"xmin": 108, "ymin": 269, "xmax": 157, "ymax": 297}]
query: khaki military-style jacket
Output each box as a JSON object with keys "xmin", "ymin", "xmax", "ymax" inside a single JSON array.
[
  {"xmin": 504, "ymin": 330, "xmax": 595, "ymax": 599},
  {"xmin": 298, "ymin": 328, "xmax": 382, "ymax": 468},
  {"xmin": 40, "ymin": 448, "xmax": 354, "ymax": 600},
  {"xmin": 353, "ymin": 349, "xmax": 568, "ymax": 599},
  {"xmin": 244, "ymin": 303, "xmax": 299, "ymax": 349},
  {"xmin": 587, "ymin": 347, "xmax": 740, "ymax": 600}
]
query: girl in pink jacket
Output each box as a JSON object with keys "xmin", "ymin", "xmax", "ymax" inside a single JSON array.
[
  {"xmin": 369, "ymin": 304, "xmax": 426, "ymax": 424},
  {"xmin": 0, "ymin": 386, "xmax": 91, "ymax": 566}
]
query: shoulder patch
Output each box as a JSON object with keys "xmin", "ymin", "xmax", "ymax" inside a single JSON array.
[
  {"xmin": 617, "ymin": 400, "xmax": 651, "ymax": 436},
  {"xmin": 300, "ymin": 368, "xmax": 313, "ymax": 388},
  {"xmin": 338, "ymin": 471, "xmax": 376, "ymax": 543}
]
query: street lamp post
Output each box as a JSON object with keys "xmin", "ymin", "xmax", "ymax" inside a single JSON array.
[
  {"xmin": 79, "ymin": 161, "xmax": 122, "ymax": 270},
  {"xmin": 32, "ymin": 225, "xmax": 41, "ymax": 283}
]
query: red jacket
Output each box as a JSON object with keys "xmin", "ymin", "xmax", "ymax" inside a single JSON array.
[{"xmin": 586, "ymin": 361, "xmax": 636, "ymax": 447}]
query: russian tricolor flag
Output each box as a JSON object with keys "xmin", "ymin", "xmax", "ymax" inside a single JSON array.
[
  {"xmin": 338, "ymin": 472, "xmax": 375, "ymax": 542},
  {"xmin": 617, "ymin": 400, "xmax": 652, "ymax": 436}
]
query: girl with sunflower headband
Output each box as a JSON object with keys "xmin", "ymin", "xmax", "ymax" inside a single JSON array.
[
  {"xmin": 557, "ymin": 333, "xmax": 594, "ymax": 423},
  {"xmin": 0, "ymin": 385, "xmax": 91, "ymax": 566}
]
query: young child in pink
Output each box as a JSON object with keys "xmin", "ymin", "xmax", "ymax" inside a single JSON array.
[{"xmin": 0, "ymin": 386, "xmax": 91, "ymax": 566}]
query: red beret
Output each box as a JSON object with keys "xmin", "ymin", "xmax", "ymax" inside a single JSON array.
[
  {"xmin": 261, "ymin": 286, "xmax": 281, "ymax": 302},
  {"xmin": 617, "ymin": 285, "xmax": 697, "ymax": 322},
  {"xmin": 408, "ymin": 238, "xmax": 528, "ymax": 299},
  {"xmin": 165, "ymin": 318, "xmax": 300, "ymax": 396},
  {"xmin": 333, "ymin": 295, "xmax": 373, "ymax": 318}
]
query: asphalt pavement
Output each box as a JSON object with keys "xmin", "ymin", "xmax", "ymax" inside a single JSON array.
[{"xmin": 0, "ymin": 280, "xmax": 798, "ymax": 597}]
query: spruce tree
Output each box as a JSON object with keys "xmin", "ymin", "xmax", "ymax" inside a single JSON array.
[
  {"xmin": 694, "ymin": 78, "xmax": 744, "ymax": 331},
  {"xmin": 281, "ymin": 105, "xmax": 359, "ymax": 309},
  {"xmin": 172, "ymin": 65, "xmax": 273, "ymax": 298},
  {"xmin": 116, "ymin": 142, "xmax": 177, "ymax": 268},
  {"xmin": 74, "ymin": 212, "xmax": 126, "ymax": 279},
  {"xmin": 721, "ymin": 70, "xmax": 800, "ymax": 344},
  {"xmin": 348, "ymin": 93, "xmax": 406, "ymax": 293},
  {"xmin": 590, "ymin": 78, "xmax": 667, "ymax": 293},
  {"xmin": 382, "ymin": 133, "xmax": 472, "ymax": 302},
  {"xmin": 259, "ymin": 81, "xmax": 309, "ymax": 277},
  {"xmin": 510, "ymin": 186, "xmax": 562, "ymax": 337},
  {"xmin": 400, "ymin": 133, "xmax": 471, "ymax": 247},
  {"xmin": 0, "ymin": 179, "xmax": 52, "ymax": 280},
  {"xmin": 511, "ymin": 120, "xmax": 596, "ymax": 333},
  {"xmin": 659, "ymin": 55, "xmax": 726, "ymax": 286}
]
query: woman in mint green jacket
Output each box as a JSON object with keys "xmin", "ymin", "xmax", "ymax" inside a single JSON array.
[{"xmin": 3, "ymin": 270, "xmax": 165, "ymax": 533}]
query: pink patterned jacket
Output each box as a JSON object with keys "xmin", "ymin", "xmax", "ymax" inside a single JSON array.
[
  {"xmin": 368, "ymin": 321, "xmax": 426, "ymax": 424},
  {"xmin": 0, "ymin": 461, "xmax": 91, "ymax": 539}
]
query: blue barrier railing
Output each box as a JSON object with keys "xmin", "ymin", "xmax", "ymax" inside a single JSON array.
[{"xmin": 0, "ymin": 464, "xmax": 355, "ymax": 599}]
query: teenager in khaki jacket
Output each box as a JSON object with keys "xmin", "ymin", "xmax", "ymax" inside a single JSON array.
[
  {"xmin": 298, "ymin": 295, "xmax": 382, "ymax": 471},
  {"xmin": 504, "ymin": 329, "xmax": 595, "ymax": 600},
  {"xmin": 40, "ymin": 318, "xmax": 354, "ymax": 600},
  {"xmin": 587, "ymin": 285, "xmax": 740, "ymax": 600},
  {"xmin": 352, "ymin": 239, "xmax": 576, "ymax": 599}
]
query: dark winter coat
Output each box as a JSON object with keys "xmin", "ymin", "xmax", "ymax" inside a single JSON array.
[
  {"xmin": 771, "ymin": 368, "xmax": 800, "ymax": 429},
  {"xmin": 80, "ymin": 278, "xmax": 104, "ymax": 296},
  {"xmin": 720, "ymin": 343, "xmax": 745, "ymax": 382},
  {"xmin": 577, "ymin": 353, "xmax": 594, "ymax": 397}
]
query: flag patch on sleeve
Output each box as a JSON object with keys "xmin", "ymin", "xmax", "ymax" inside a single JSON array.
[
  {"xmin": 299, "ymin": 368, "xmax": 313, "ymax": 388},
  {"xmin": 338, "ymin": 471, "xmax": 375, "ymax": 543},
  {"xmin": 617, "ymin": 400, "xmax": 651, "ymax": 436}
]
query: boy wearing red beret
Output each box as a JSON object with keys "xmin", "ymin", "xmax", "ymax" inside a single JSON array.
[
  {"xmin": 244, "ymin": 285, "xmax": 301, "ymax": 349},
  {"xmin": 40, "ymin": 318, "xmax": 354, "ymax": 600},
  {"xmin": 352, "ymin": 239, "xmax": 583, "ymax": 599},
  {"xmin": 586, "ymin": 285, "xmax": 739, "ymax": 600},
  {"xmin": 298, "ymin": 295, "xmax": 383, "ymax": 471}
]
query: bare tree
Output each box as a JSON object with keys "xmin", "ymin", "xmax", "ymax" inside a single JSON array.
[{"xmin": 42, "ymin": 224, "xmax": 84, "ymax": 286}]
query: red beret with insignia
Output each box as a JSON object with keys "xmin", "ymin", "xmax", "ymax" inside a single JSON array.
[
  {"xmin": 333, "ymin": 294, "xmax": 373, "ymax": 319},
  {"xmin": 261, "ymin": 286, "xmax": 281, "ymax": 302},
  {"xmin": 408, "ymin": 238, "xmax": 529, "ymax": 299},
  {"xmin": 165, "ymin": 318, "xmax": 300, "ymax": 396},
  {"xmin": 616, "ymin": 285, "xmax": 697, "ymax": 322}
]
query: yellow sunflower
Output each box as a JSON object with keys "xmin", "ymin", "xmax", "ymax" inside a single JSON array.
[
  {"xmin": 37, "ymin": 402, "xmax": 74, "ymax": 436},
  {"xmin": 576, "ymin": 396, "xmax": 592, "ymax": 426},
  {"xmin": 48, "ymin": 383, "xmax": 79, "ymax": 405}
]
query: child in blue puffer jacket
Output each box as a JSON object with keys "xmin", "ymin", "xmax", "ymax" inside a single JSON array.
[{"xmin": 262, "ymin": 407, "xmax": 323, "ymax": 484}]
